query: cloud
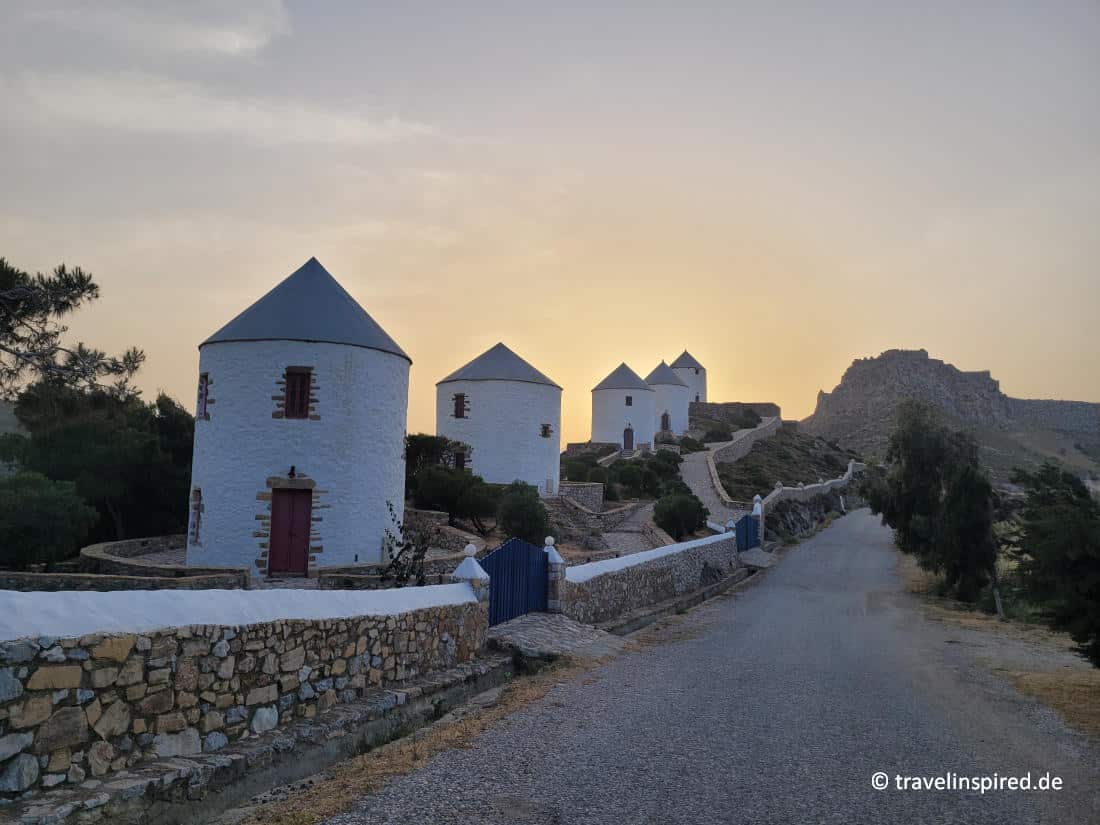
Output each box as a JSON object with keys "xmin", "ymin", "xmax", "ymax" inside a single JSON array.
[
  {"xmin": 6, "ymin": 71, "xmax": 438, "ymax": 146},
  {"xmin": 25, "ymin": 0, "xmax": 291, "ymax": 56}
]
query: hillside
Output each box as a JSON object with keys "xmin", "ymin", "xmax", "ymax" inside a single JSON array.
[
  {"xmin": 716, "ymin": 428, "xmax": 860, "ymax": 501},
  {"xmin": 802, "ymin": 349, "xmax": 1100, "ymax": 483}
]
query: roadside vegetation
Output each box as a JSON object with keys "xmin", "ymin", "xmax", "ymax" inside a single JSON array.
[
  {"xmin": 865, "ymin": 399, "xmax": 1100, "ymax": 668},
  {"xmin": 406, "ymin": 434, "xmax": 551, "ymax": 545},
  {"xmin": 717, "ymin": 428, "xmax": 859, "ymax": 501},
  {"xmin": 0, "ymin": 257, "xmax": 193, "ymax": 569},
  {"xmin": 562, "ymin": 447, "xmax": 709, "ymax": 538}
]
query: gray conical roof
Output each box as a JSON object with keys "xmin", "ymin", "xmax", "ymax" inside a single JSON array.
[
  {"xmin": 201, "ymin": 257, "xmax": 410, "ymax": 361},
  {"xmin": 437, "ymin": 342, "xmax": 560, "ymax": 388},
  {"xmin": 593, "ymin": 363, "xmax": 652, "ymax": 392},
  {"xmin": 670, "ymin": 350, "xmax": 703, "ymax": 370},
  {"xmin": 645, "ymin": 361, "xmax": 688, "ymax": 387}
]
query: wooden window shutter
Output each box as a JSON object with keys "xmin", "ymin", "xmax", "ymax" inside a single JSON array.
[
  {"xmin": 285, "ymin": 368, "xmax": 311, "ymax": 419},
  {"xmin": 197, "ymin": 373, "xmax": 209, "ymax": 419}
]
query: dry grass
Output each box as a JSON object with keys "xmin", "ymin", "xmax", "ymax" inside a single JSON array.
[
  {"xmin": 235, "ymin": 660, "xmax": 590, "ymax": 825},
  {"xmin": 1009, "ymin": 671, "xmax": 1100, "ymax": 738},
  {"xmin": 896, "ymin": 552, "xmax": 1100, "ymax": 739}
]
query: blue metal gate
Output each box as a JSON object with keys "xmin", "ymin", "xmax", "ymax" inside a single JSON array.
[
  {"xmin": 736, "ymin": 515, "xmax": 760, "ymax": 551},
  {"xmin": 480, "ymin": 538, "xmax": 548, "ymax": 626}
]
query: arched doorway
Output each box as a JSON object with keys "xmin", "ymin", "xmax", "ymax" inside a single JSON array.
[
  {"xmin": 623, "ymin": 425, "xmax": 634, "ymax": 450},
  {"xmin": 660, "ymin": 411, "xmax": 671, "ymax": 432}
]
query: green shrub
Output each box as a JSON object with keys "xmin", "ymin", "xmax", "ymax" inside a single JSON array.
[
  {"xmin": 586, "ymin": 466, "xmax": 608, "ymax": 484},
  {"xmin": 404, "ymin": 434, "xmax": 468, "ymax": 497},
  {"xmin": 654, "ymin": 493, "xmax": 709, "ymax": 540},
  {"xmin": 497, "ymin": 481, "xmax": 551, "ymax": 545},
  {"xmin": 414, "ymin": 466, "xmax": 498, "ymax": 534},
  {"xmin": 680, "ymin": 437, "xmax": 705, "ymax": 453},
  {"xmin": 702, "ymin": 426, "xmax": 732, "ymax": 443},
  {"xmin": 413, "ymin": 465, "xmax": 468, "ymax": 517},
  {"xmin": 736, "ymin": 408, "xmax": 762, "ymax": 428},
  {"xmin": 614, "ymin": 464, "xmax": 644, "ymax": 497},
  {"xmin": 1013, "ymin": 463, "xmax": 1100, "ymax": 666},
  {"xmin": 661, "ymin": 478, "xmax": 693, "ymax": 498},
  {"xmin": 0, "ymin": 472, "xmax": 98, "ymax": 569},
  {"xmin": 562, "ymin": 460, "xmax": 593, "ymax": 482}
]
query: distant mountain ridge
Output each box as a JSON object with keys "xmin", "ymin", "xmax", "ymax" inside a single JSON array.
[{"xmin": 802, "ymin": 349, "xmax": 1100, "ymax": 481}]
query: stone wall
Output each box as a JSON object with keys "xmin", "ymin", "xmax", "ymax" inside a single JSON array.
[
  {"xmin": 560, "ymin": 534, "xmax": 741, "ymax": 624},
  {"xmin": 80, "ymin": 536, "xmax": 250, "ymax": 587},
  {"xmin": 0, "ymin": 571, "xmax": 248, "ymax": 592},
  {"xmin": 558, "ymin": 482, "xmax": 604, "ymax": 512},
  {"xmin": 760, "ymin": 460, "xmax": 865, "ymax": 511},
  {"xmin": 0, "ymin": 602, "xmax": 486, "ymax": 798},
  {"xmin": 711, "ymin": 416, "xmax": 782, "ymax": 464},
  {"xmin": 561, "ymin": 442, "xmax": 618, "ymax": 459},
  {"xmin": 404, "ymin": 509, "xmax": 486, "ymax": 555},
  {"xmin": 690, "ymin": 401, "xmax": 781, "ymax": 422}
]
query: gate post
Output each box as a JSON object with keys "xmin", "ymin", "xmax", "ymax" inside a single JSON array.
[
  {"xmin": 544, "ymin": 536, "xmax": 566, "ymax": 613},
  {"xmin": 450, "ymin": 543, "xmax": 490, "ymax": 604},
  {"xmin": 752, "ymin": 494, "xmax": 764, "ymax": 549}
]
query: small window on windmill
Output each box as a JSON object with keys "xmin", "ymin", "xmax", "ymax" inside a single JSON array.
[
  {"xmin": 694, "ymin": 368, "xmax": 699, "ymax": 375},
  {"xmin": 453, "ymin": 393, "xmax": 469, "ymax": 419},
  {"xmin": 540, "ymin": 423, "xmax": 553, "ymax": 438},
  {"xmin": 284, "ymin": 368, "xmax": 311, "ymax": 419},
  {"xmin": 188, "ymin": 488, "xmax": 203, "ymax": 546},
  {"xmin": 625, "ymin": 396, "xmax": 633, "ymax": 407},
  {"xmin": 196, "ymin": 373, "xmax": 210, "ymax": 420}
]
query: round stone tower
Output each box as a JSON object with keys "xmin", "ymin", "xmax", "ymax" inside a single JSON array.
[
  {"xmin": 646, "ymin": 361, "xmax": 690, "ymax": 436},
  {"xmin": 671, "ymin": 350, "xmax": 707, "ymax": 403},
  {"xmin": 186, "ymin": 257, "xmax": 411, "ymax": 576},
  {"xmin": 591, "ymin": 363, "xmax": 655, "ymax": 451},
  {"xmin": 436, "ymin": 342, "xmax": 562, "ymax": 496}
]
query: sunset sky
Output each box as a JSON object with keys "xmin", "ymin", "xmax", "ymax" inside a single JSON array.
[{"xmin": 2, "ymin": 1, "xmax": 1097, "ymax": 444}]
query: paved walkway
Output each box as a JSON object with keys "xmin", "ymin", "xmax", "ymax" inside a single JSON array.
[
  {"xmin": 324, "ymin": 511, "xmax": 1100, "ymax": 824},
  {"xmin": 602, "ymin": 502, "xmax": 660, "ymax": 555},
  {"xmin": 487, "ymin": 613, "xmax": 626, "ymax": 659},
  {"xmin": 680, "ymin": 448, "xmax": 743, "ymax": 524}
]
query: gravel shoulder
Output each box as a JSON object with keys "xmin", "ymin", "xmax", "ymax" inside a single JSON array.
[{"xmin": 310, "ymin": 510, "xmax": 1100, "ymax": 824}]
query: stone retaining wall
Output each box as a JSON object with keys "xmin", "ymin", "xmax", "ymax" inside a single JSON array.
[
  {"xmin": 711, "ymin": 416, "xmax": 782, "ymax": 464},
  {"xmin": 760, "ymin": 460, "xmax": 865, "ymax": 511},
  {"xmin": 558, "ymin": 482, "xmax": 604, "ymax": 512},
  {"xmin": 545, "ymin": 498, "xmax": 644, "ymax": 549},
  {"xmin": 80, "ymin": 536, "xmax": 250, "ymax": 588},
  {"xmin": 0, "ymin": 571, "xmax": 248, "ymax": 593},
  {"xmin": 560, "ymin": 534, "xmax": 741, "ymax": 624},
  {"xmin": 561, "ymin": 442, "xmax": 618, "ymax": 459},
  {"xmin": 0, "ymin": 601, "xmax": 486, "ymax": 798},
  {"xmin": 405, "ymin": 509, "xmax": 486, "ymax": 555}
]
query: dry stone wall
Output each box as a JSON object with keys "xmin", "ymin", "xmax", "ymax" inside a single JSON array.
[
  {"xmin": 0, "ymin": 602, "xmax": 486, "ymax": 798},
  {"xmin": 711, "ymin": 416, "xmax": 782, "ymax": 464},
  {"xmin": 560, "ymin": 534, "xmax": 741, "ymax": 624},
  {"xmin": 558, "ymin": 482, "xmax": 604, "ymax": 512}
]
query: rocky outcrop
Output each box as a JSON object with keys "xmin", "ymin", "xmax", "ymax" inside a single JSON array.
[{"xmin": 802, "ymin": 349, "xmax": 1100, "ymax": 461}]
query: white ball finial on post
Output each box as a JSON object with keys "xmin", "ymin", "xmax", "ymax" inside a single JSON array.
[{"xmin": 464, "ymin": 542, "xmax": 478, "ymax": 557}]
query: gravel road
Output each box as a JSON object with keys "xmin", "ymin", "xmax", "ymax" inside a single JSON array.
[{"xmin": 326, "ymin": 510, "xmax": 1100, "ymax": 824}]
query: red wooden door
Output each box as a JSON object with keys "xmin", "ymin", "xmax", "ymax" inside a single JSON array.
[{"xmin": 269, "ymin": 489, "xmax": 312, "ymax": 575}]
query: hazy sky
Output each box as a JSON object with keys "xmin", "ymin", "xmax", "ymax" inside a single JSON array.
[{"xmin": 2, "ymin": 1, "xmax": 1097, "ymax": 444}]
